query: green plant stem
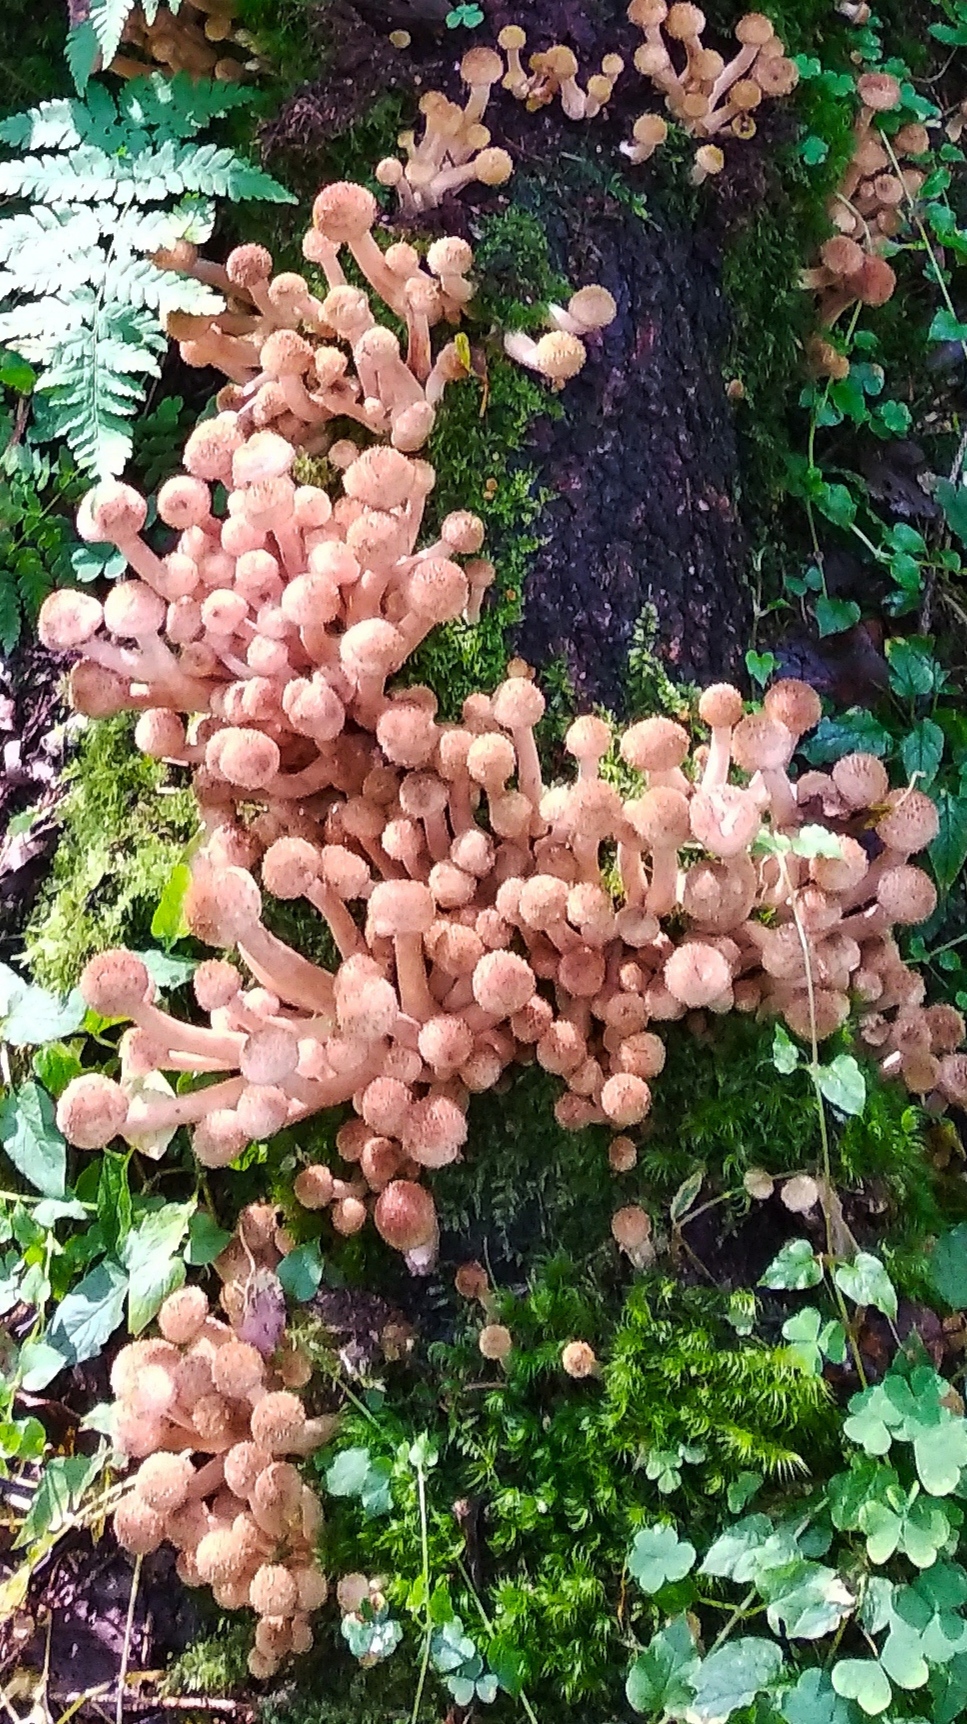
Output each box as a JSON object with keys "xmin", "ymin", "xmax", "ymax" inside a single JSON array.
[
  {"xmin": 456, "ymin": 1558, "xmax": 542, "ymax": 1724},
  {"xmin": 707, "ymin": 1586, "xmax": 758, "ymax": 1654},
  {"xmin": 409, "ymin": 1460, "xmax": 432, "ymax": 1724},
  {"xmin": 922, "ymin": 930, "xmax": 967, "ymax": 962},
  {"xmin": 777, "ymin": 854, "xmax": 868, "ymax": 1388}
]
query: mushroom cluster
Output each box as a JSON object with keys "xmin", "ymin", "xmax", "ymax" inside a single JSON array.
[
  {"xmin": 110, "ymin": 0, "xmax": 248, "ymax": 81},
  {"xmin": 376, "ymin": 50, "xmax": 514, "ymax": 212},
  {"xmin": 623, "ymin": 3, "xmax": 799, "ymax": 164},
  {"xmin": 157, "ymin": 182, "xmax": 483, "ymax": 456},
  {"xmin": 109, "ymin": 1276, "xmax": 332, "ymax": 1680},
  {"xmin": 804, "ymin": 74, "xmax": 927, "ymax": 366},
  {"xmin": 40, "ymin": 414, "xmax": 966, "ymax": 1262}
]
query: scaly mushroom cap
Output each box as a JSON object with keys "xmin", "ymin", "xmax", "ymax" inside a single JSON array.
[
  {"xmin": 158, "ymin": 1285, "xmax": 209, "ymax": 1346},
  {"xmin": 831, "ymin": 751, "xmax": 889, "ymax": 810},
  {"xmin": 533, "ymin": 332, "xmax": 587, "ymax": 382},
  {"xmin": 562, "ymin": 1340, "xmax": 597, "ymax": 1377},
  {"xmin": 698, "ymin": 683, "xmax": 744, "ymax": 729},
  {"xmin": 625, "ymin": 786, "xmax": 691, "ymax": 847},
  {"xmin": 461, "ymin": 45, "xmax": 504, "ymax": 83},
  {"xmin": 135, "ymin": 1451, "xmax": 195, "ymax": 1514},
  {"xmin": 478, "ymin": 1323, "xmax": 513, "ymax": 1360},
  {"xmin": 763, "ymin": 678, "xmax": 822, "ymax": 737},
  {"xmin": 611, "ymin": 1204, "xmax": 652, "ymax": 1248},
  {"xmin": 731, "ymin": 713, "xmax": 792, "ymax": 773},
  {"xmin": 78, "ymin": 480, "xmax": 148, "ymax": 543},
  {"xmin": 57, "ymin": 1074, "xmax": 129, "ymax": 1149},
  {"xmin": 567, "ymin": 286, "xmax": 618, "ymax": 330},
  {"xmin": 80, "ymin": 948, "xmax": 151, "ymax": 1017},
  {"xmin": 114, "ymin": 1494, "xmax": 166, "ymax": 1555},
  {"xmin": 664, "ymin": 942, "xmax": 731, "ymax": 1006},
  {"xmin": 472, "ymin": 950, "xmax": 536, "ymax": 1016},
  {"xmin": 875, "ymin": 789, "xmax": 940, "ymax": 854},
  {"xmin": 38, "ymin": 589, "xmax": 104, "ymax": 651},
  {"xmin": 343, "ymin": 446, "xmax": 416, "ymax": 511},
  {"xmin": 226, "ymin": 243, "xmax": 273, "ymax": 289},
  {"xmin": 601, "ymin": 1072, "xmax": 651, "ymax": 1126},
  {"xmin": 689, "ymin": 786, "xmax": 761, "ymax": 857},
  {"xmin": 877, "ymin": 865, "xmax": 938, "ymax": 926},
  {"xmin": 620, "ymin": 716, "xmax": 689, "ymax": 774},
  {"xmin": 374, "ymin": 1180, "xmax": 437, "ymax": 1250},
  {"xmin": 312, "ymin": 182, "xmax": 378, "ymax": 243},
  {"xmin": 856, "ymin": 71, "xmax": 901, "ymax": 110}
]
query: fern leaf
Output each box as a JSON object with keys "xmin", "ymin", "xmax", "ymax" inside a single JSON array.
[
  {"xmin": 0, "ymin": 298, "xmax": 89, "ymax": 363},
  {"xmin": 117, "ymin": 71, "xmax": 254, "ymax": 139},
  {"xmin": 173, "ymin": 141, "xmax": 296, "ymax": 204},
  {"xmin": 89, "ymin": 0, "xmax": 135, "ymax": 68},
  {"xmin": 0, "ymin": 576, "xmax": 22, "ymax": 655},
  {"xmin": 0, "ymin": 209, "xmax": 103, "ymax": 295},
  {"xmin": 65, "ymin": 21, "xmax": 100, "ymax": 95},
  {"xmin": 112, "ymin": 195, "xmax": 215, "ymax": 253},
  {"xmin": 108, "ymin": 256, "xmax": 222, "ymax": 317},
  {"xmin": 38, "ymin": 302, "xmax": 163, "ymax": 477},
  {"xmin": 0, "ymin": 98, "xmax": 84, "ymax": 152},
  {"xmin": 0, "ymin": 146, "xmax": 120, "ymax": 206}
]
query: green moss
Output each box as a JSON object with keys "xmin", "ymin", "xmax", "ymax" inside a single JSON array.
[
  {"xmin": 163, "ymin": 1619, "xmax": 252, "ymax": 1697},
  {"xmin": 400, "ymin": 358, "xmax": 554, "ymax": 718},
  {"xmin": 24, "ymin": 715, "xmax": 198, "ymax": 991}
]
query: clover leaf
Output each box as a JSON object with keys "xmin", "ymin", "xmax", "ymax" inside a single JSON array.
[
  {"xmin": 628, "ymin": 1524, "xmax": 696, "ymax": 1593},
  {"xmin": 760, "ymin": 1238, "xmax": 823, "ymax": 1291},
  {"xmin": 831, "ymin": 1660, "xmax": 892, "ymax": 1716}
]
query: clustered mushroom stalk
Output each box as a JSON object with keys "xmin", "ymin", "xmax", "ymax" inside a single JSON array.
[
  {"xmin": 622, "ymin": 3, "xmax": 799, "ymax": 164},
  {"xmin": 44, "ymin": 417, "xmax": 964, "ymax": 1265},
  {"xmin": 108, "ymin": 1257, "xmax": 332, "ymax": 1683},
  {"xmin": 109, "ymin": 0, "xmax": 249, "ymax": 81},
  {"xmin": 376, "ymin": 50, "xmax": 515, "ymax": 212},
  {"xmin": 157, "ymin": 181, "xmax": 605, "ymax": 449},
  {"xmin": 802, "ymin": 74, "xmax": 928, "ymax": 372}
]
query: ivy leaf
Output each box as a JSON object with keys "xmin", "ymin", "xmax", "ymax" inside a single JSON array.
[
  {"xmin": 745, "ymin": 650, "xmax": 777, "ymax": 689},
  {"xmin": 1, "ymin": 982, "xmax": 85, "ymax": 1046},
  {"xmin": 628, "ymin": 1524, "xmax": 696, "ymax": 1593},
  {"xmin": 831, "ymin": 1662, "xmax": 891, "ymax": 1717},
  {"xmin": 46, "ymin": 1258, "xmax": 128, "ymax": 1364},
  {"xmin": 760, "ymin": 1239, "xmax": 823, "ymax": 1291},
  {"xmin": 0, "ymin": 1082, "xmax": 66, "ymax": 1197},
  {"xmin": 815, "ymin": 597, "xmax": 861, "ymax": 637},
  {"xmin": 834, "ymin": 1254, "xmax": 897, "ymax": 1319},
  {"xmin": 626, "ymin": 1617, "xmax": 700, "ymax": 1715},
  {"xmin": 914, "ymin": 1419, "xmax": 967, "ymax": 1497},
  {"xmin": 817, "ymin": 1055, "xmax": 866, "ymax": 1117},
  {"xmin": 782, "ymin": 1668, "xmax": 857, "ymax": 1724},
  {"xmin": 120, "ymin": 1201, "xmax": 193, "ymax": 1334},
  {"xmin": 687, "ymin": 1638, "xmax": 784, "ymax": 1724},
  {"xmin": 802, "ymin": 710, "xmax": 891, "ymax": 765},
  {"xmin": 927, "ymin": 1224, "xmax": 967, "ymax": 1308}
]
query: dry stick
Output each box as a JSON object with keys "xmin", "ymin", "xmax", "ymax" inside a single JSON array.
[
  {"xmin": 777, "ymin": 853, "xmax": 868, "ymax": 1387},
  {"xmin": 116, "ymin": 1554, "xmax": 143, "ymax": 1724}
]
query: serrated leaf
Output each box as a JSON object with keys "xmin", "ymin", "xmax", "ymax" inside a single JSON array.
[
  {"xmin": 185, "ymin": 1210, "xmax": 231, "ymax": 1266},
  {"xmin": 886, "ymin": 636, "xmax": 943, "ymax": 699},
  {"xmin": 930, "ymin": 791, "xmax": 967, "ymax": 891},
  {"xmin": 802, "ymin": 709, "xmax": 892, "ymax": 765},
  {"xmin": 89, "ymin": 0, "xmax": 136, "ymax": 70},
  {"xmin": 901, "ymin": 719, "xmax": 945, "ymax": 786},
  {"xmin": 0, "ymin": 1083, "xmax": 66, "ymax": 1197}
]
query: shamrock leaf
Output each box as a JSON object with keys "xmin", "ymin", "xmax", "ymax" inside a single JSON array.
[
  {"xmin": 757, "ymin": 1559, "xmax": 854, "ymax": 1640},
  {"xmin": 781, "ymin": 1668, "xmax": 856, "ymax": 1724},
  {"xmin": 628, "ymin": 1525, "xmax": 697, "ymax": 1593},
  {"xmin": 701, "ymin": 1516, "xmax": 775, "ymax": 1583},
  {"xmin": 914, "ymin": 1418, "xmax": 967, "ymax": 1496},
  {"xmin": 831, "ymin": 1661, "xmax": 891, "ymax": 1716}
]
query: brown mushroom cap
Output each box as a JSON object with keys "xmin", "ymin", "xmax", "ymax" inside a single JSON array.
[
  {"xmin": 374, "ymin": 1180, "xmax": 436, "ymax": 1250},
  {"xmin": 620, "ymin": 716, "xmax": 689, "ymax": 774},
  {"xmin": 875, "ymin": 789, "xmax": 940, "ymax": 855}
]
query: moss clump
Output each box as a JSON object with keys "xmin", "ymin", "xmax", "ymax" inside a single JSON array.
[
  {"xmin": 311, "ymin": 1264, "xmax": 834, "ymax": 1713},
  {"xmin": 25, "ymin": 715, "xmax": 197, "ymax": 991},
  {"xmin": 163, "ymin": 1619, "xmax": 252, "ymax": 1697}
]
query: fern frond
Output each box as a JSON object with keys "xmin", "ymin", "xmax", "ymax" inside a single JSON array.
[
  {"xmin": 89, "ymin": 0, "xmax": 135, "ymax": 69},
  {"xmin": 118, "ymin": 72, "xmax": 254, "ymax": 139},
  {"xmin": 0, "ymin": 98, "xmax": 86, "ymax": 152},
  {"xmin": 38, "ymin": 300, "xmax": 163, "ymax": 477},
  {"xmin": 0, "ymin": 298, "xmax": 89, "ymax": 363},
  {"xmin": 0, "ymin": 578, "xmax": 22, "ymax": 654},
  {"xmin": 107, "ymin": 256, "xmax": 223, "ymax": 317},
  {"xmin": 0, "ymin": 146, "xmax": 120, "ymax": 206}
]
